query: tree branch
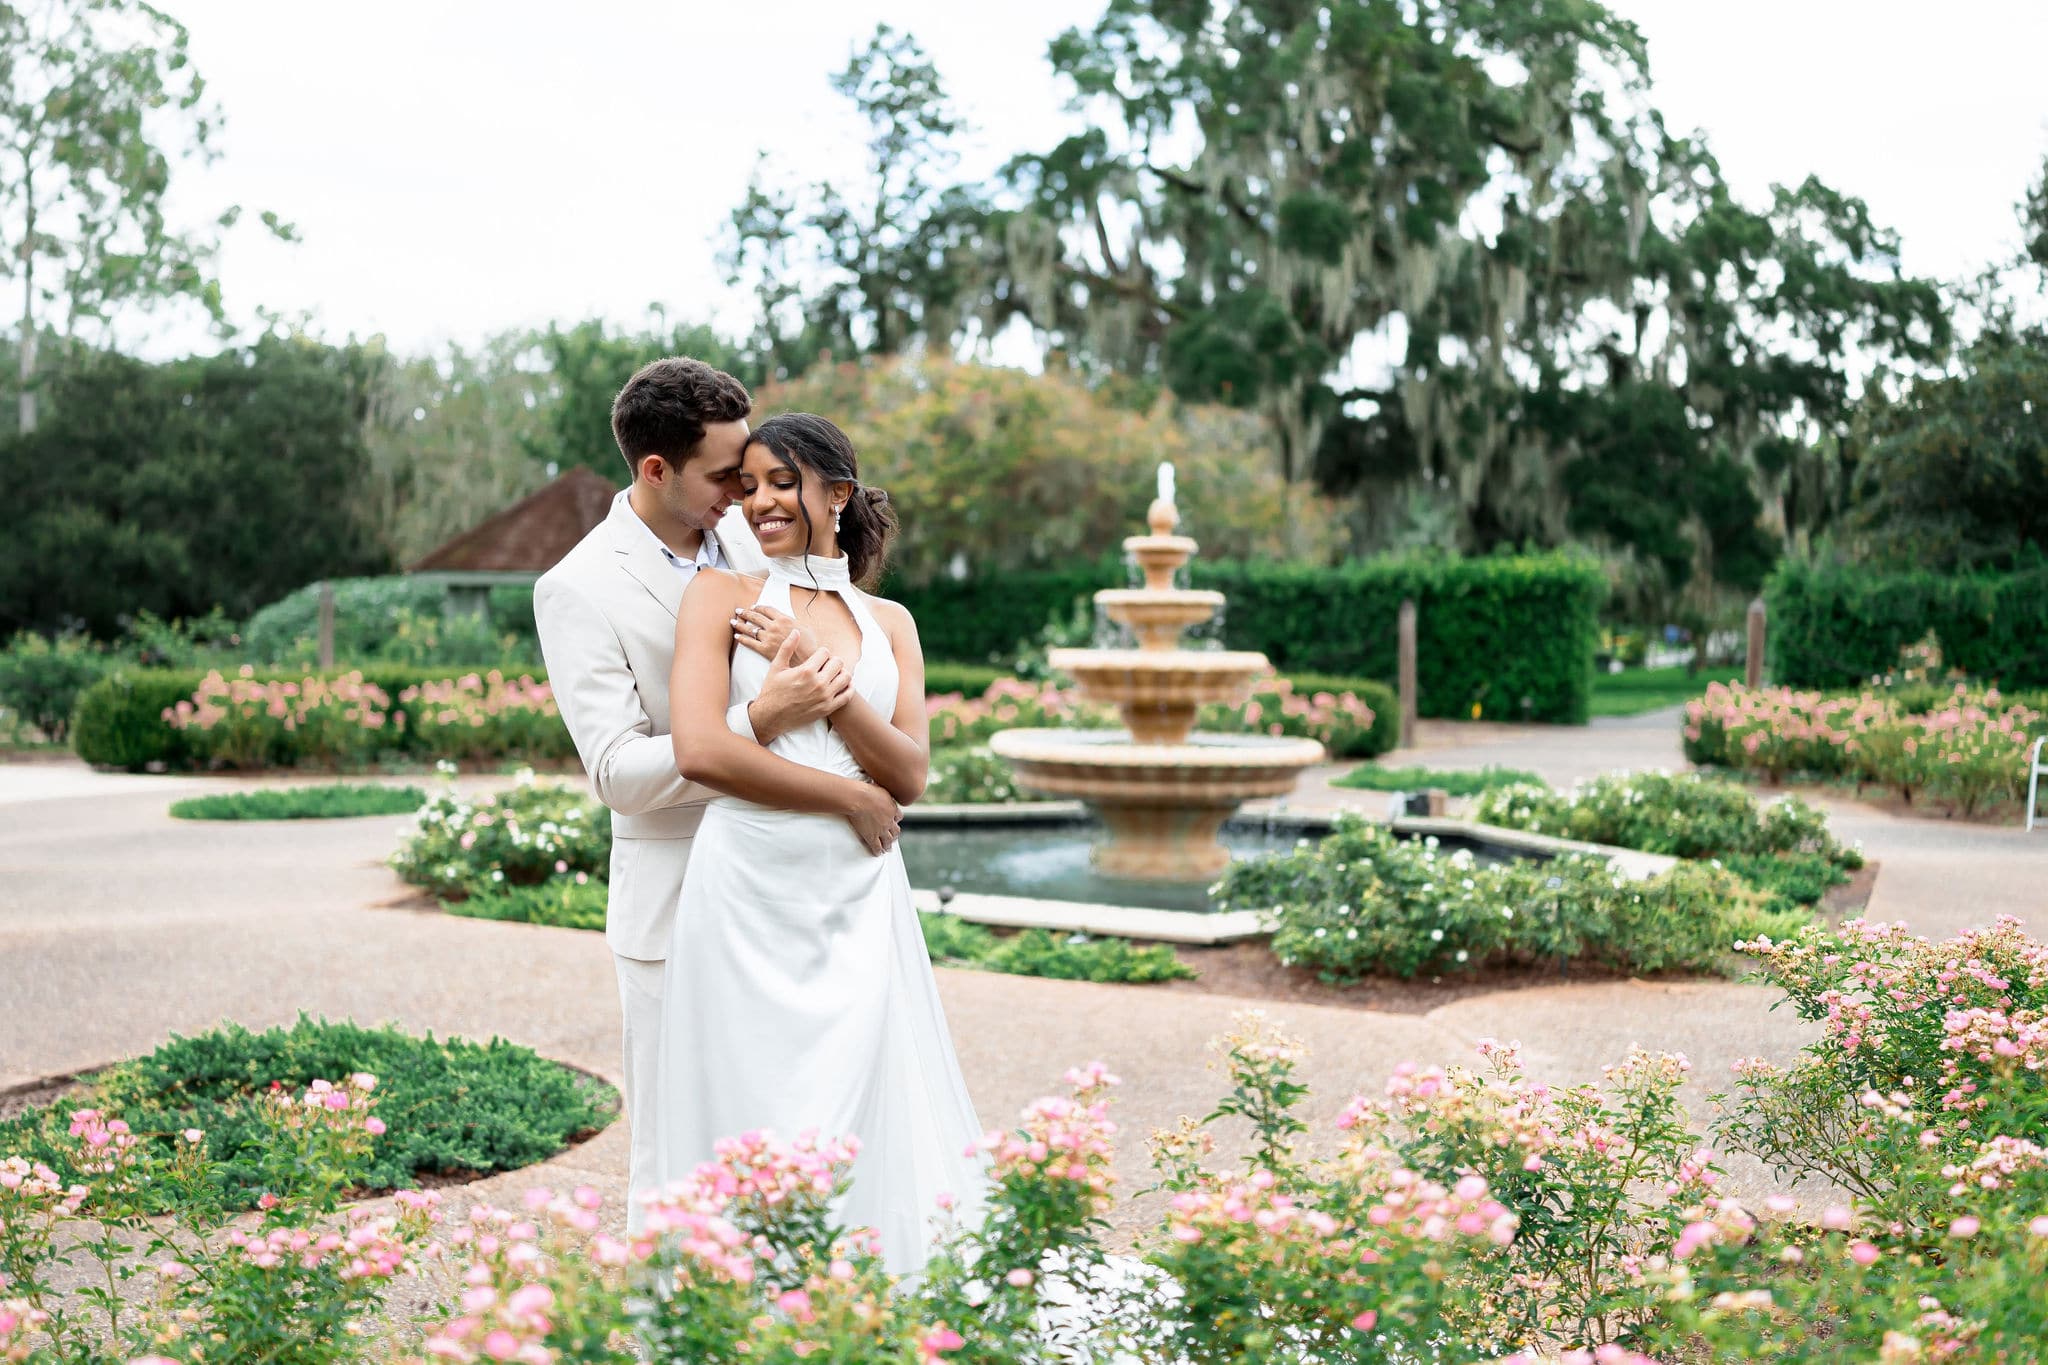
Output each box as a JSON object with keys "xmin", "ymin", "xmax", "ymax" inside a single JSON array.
[{"xmin": 1143, "ymin": 162, "xmax": 1265, "ymax": 234}]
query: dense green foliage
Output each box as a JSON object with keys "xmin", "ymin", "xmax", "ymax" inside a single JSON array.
[
  {"xmin": 0, "ymin": 340, "xmax": 390, "ymax": 638},
  {"xmin": 444, "ymin": 877, "xmax": 610, "ymax": 931},
  {"xmin": 920, "ymin": 661, "xmax": 1011, "ymax": 698},
  {"xmin": 1215, "ymin": 816, "xmax": 1798, "ymax": 981},
  {"xmin": 1765, "ymin": 560, "xmax": 2048, "ymax": 688},
  {"xmin": 1470, "ymin": 771, "xmax": 1860, "ymax": 868},
  {"xmin": 0, "ymin": 1016, "xmax": 614, "ymax": 1210},
  {"xmin": 1195, "ymin": 553, "xmax": 1605, "ymax": 722},
  {"xmin": 168, "ymin": 783, "xmax": 429, "ymax": 821},
  {"xmin": 1333, "ymin": 765, "xmax": 1545, "ymax": 797},
  {"xmin": 763, "ymin": 357, "xmax": 1338, "ymax": 583},
  {"xmin": 241, "ymin": 576, "xmax": 538, "ymax": 668},
  {"xmin": 1847, "ymin": 330, "xmax": 2048, "ymax": 572},
  {"xmin": 0, "ymin": 631, "xmax": 110, "ymax": 740},
  {"xmin": 1470, "ymin": 771, "xmax": 1862, "ymax": 914},
  {"xmin": 728, "ymin": 7, "xmax": 1955, "ymax": 622},
  {"xmin": 391, "ymin": 777, "xmax": 610, "ymax": 899}
]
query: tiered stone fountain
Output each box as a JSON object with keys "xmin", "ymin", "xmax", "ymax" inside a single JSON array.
[{"xmin": 990, "ymin": 466, "xmax": 1324, "ymax": 882}]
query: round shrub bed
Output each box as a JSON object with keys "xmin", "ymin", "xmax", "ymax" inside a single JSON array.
[
  {"xmin": 168, "ymin": 782, "xmax": 428, "ymax": 821},
  {"xmin": 0, "ymin": 1015, "xmax": 615, "ymax": 1210}
]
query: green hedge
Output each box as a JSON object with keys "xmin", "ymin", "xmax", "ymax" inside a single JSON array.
[
  {"xmin": 72, "ymin": 665, "xmax": 563, "ymax": 771},
  {"xmin": 1193, "ymin": 556, "xmax": 1605, "ymax": 723},
  {"xmin": 881, "ymin": 565, "xmax": 1114, "ymax": 666},
  {"xmin": 1765, "ymin": 560, "xmax": 2048, "ymax": 688},
  {"xmin": 898, "ymin": 553, "xmax": 1605, "ymax": 723}
]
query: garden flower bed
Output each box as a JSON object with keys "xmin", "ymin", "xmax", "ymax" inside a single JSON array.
[
  {"xmin": 1682, "ymin": 681, "xmax": 2047, "ymax": 818},
  {"xmin": 7, "ymin": 917, "xmax": 2047, "ymax": 1360}
]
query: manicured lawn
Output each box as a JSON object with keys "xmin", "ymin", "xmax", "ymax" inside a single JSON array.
[
  {"xmin": 169, "ymin": 783, "xmax": 429, "ymax": 820},
  {"xmin": 1588, "ymin": 665, "xmax": 1740, "ymax": 718},
  {"xmin": 1333, "ymin": 763, "xmax": 1544, "ymax": 796}
]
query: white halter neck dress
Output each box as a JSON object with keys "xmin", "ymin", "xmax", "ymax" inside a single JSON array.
[{"xmin": 652, "ymin": 553, "xmax": 987, "ymax": 1275}]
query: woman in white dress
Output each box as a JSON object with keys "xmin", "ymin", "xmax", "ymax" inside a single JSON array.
[{"xmin": 654, "ymin": 412, "xmax": 987, "ymax": 1276}]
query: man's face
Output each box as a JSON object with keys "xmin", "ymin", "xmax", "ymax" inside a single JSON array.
[{"xmin": 654, "ymin": 418, "xmax": 749, "ymax": 531}]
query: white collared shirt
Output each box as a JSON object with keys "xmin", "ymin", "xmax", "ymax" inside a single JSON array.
[{"xmin": 618, "ymin": 490, "xmax": 722, "ymax": 583}]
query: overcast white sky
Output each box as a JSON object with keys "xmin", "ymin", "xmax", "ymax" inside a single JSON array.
[{"xmin": 150, "ymin": 0, "xmax": 2048, "ymax": 360}]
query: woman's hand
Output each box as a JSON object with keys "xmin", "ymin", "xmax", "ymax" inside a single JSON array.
[{"xmin": 731, "ymin": 604, "xmax": 815, "ymax": 661}]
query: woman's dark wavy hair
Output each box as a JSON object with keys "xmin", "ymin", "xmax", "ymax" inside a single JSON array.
[{"xmin": 744, "ymin": 413, "xmax": 898, "ymax": 590}]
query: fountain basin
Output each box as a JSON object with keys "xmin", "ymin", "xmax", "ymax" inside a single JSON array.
[
  {"xmin": 989, "ymin": 729, "xmax": 1324, "ymax": 881},
  {"xmin": 1096, "ymin": 589, "xmax": 1228, "ymax": 651},
  {"xmin": 1047, "ymin": 648, "xmax": 1273, "ymax": 743}
]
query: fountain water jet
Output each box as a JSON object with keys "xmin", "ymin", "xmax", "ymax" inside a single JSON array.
[{"xmin": 989, "ymin": 467, "xmax": 1323, "ymax": 882}]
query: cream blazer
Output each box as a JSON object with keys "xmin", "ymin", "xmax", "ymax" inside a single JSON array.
[{"xmin": 534, "ymin": 493, "xmax": 767, "ymax": 959}]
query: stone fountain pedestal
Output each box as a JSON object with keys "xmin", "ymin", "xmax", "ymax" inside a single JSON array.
[{"xmin": 989, "ymin": 485, "xmax": 1324, "ymax": 883}]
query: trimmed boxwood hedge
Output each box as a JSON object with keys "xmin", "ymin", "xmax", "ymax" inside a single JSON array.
[
  {"xmin": 896, "ymin": 552, "xmax": 1606, "ymax": 724},
  {"xmin": 1766, "ymin": 560, "xmax": 2048, "ymax": 689}
]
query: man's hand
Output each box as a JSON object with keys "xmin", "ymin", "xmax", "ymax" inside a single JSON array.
[
  {"xmin": 841, "ymin": 780, "xmax": 902, "ymax": 856},
  {"xmin": 732, "ymin": 604, "xmax": 814, "ymax": 662},
  {"xmin": 745, "ymin": 632, "xmax": 853, "ymax": 745}
]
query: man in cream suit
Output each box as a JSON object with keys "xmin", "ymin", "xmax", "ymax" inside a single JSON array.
[{"xmin": 534, "ymin": 358, "xmax": 902, "ymax": 1228}]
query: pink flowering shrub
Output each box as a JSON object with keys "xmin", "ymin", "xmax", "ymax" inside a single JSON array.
[
  {"xmin": 0, "ymin": 1072, "xmax": 444, "ymax": 1365},
  {"xmin": 1620, "ymin": 917, "xmax": 2048, "ymax": 1358},
  {"xmin": 16, "ymin": 972, "xmax": 2048, "ymax": 1361},
  {"xmin": 1683, "ymin": 682, "xmax": 2045, "ymax": 815},
  {"xmin": 161, "ymin": 667, "xmax": 395, "ymax": 769},
  {"xmin": 154, "ymin": 666, "xmax": 572, "ymax": 772},
  {"xmin": 1202, "ymin": 677, "xmax": 1393, "ymax": 759},
  {"xmin": 394, "ymin": 673, "xmax": 570, "ymax": 764}
]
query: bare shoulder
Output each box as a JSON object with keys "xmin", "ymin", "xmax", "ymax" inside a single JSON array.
[
  {"xmin": 866, "ymin": 595, "xmax": 919, "ymax": 640},
  {"xmin": 682, "ymin": 567, "xmax": 767, "ymax": 613}
]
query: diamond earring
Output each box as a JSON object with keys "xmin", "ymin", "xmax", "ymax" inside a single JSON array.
[{"xmin": 833, "ymin": 506, "xmax": 843, "ymax": 533}]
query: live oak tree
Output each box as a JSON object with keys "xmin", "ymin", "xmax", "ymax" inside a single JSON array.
[
  {"xmin": 0, "ymin": 0, "xmax": 291, "ymax": 433},
  {"xmin": 938, "ymin": 0, "xmax": 1948, "ymax": 606}
]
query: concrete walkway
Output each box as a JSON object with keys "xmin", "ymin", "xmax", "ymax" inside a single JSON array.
[{"xmin": 2, "ymin": 713, "xmax": 2040, "ymax": 1229}]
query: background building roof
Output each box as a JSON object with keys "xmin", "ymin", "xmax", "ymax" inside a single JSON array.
[{"xmin": 407, "ymin": 466, "xmax": 619, "ymax": 573}]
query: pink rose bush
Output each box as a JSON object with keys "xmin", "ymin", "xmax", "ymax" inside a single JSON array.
[
  {"xmin": 1664, "ymin": 917, "xmax": 2048, "ymax": 1357},
  {"xmin": 12, "ymin": 937, "xmax": 2048, "ymax": 1360},
  {"xmin": 157, "ymin": 667, "xmax": 572, "ymax": 772},
  {"xmin": 1682, "ymin": 682, "xmax": 2045, "ymax": 816},
  {"xmin": 395, "ymin": 674, "xmax": 567, "ymax": 763},
  {"xmin": 161, "ymin": 667, "xmax": 395, "ymax": 769},
  {"xmin": 0, "ymin": 1071, "xmax": 444, "ymax": 1365}
]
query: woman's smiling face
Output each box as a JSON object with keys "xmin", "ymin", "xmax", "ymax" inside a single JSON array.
[{"xmin": 740, "ymin": 440, "xmax": 846, "ymax": 557}]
